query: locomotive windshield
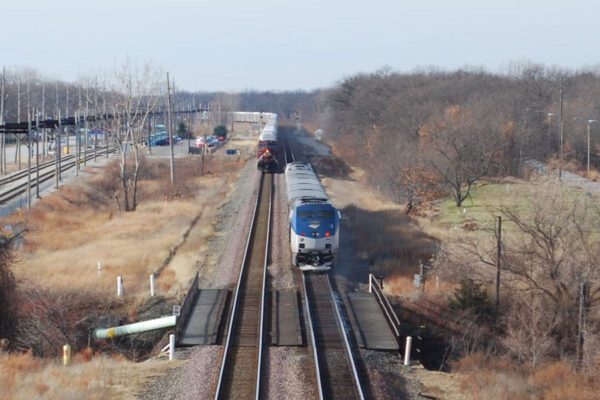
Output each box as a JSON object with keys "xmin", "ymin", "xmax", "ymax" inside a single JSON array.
[{"xmin": 298, "ymin": 210, "xmax": 334, "ymax": 219}]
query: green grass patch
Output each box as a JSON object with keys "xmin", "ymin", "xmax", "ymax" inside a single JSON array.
[{"xmin": 434, "ymin": 179, "xmax": 597, "ymax": 232}]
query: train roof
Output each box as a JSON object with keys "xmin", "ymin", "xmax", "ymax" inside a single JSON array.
[{"xmin": 285, "ymin": 162, "xmax": 330, "ymax": 204}]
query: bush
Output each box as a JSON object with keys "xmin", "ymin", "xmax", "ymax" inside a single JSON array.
[
  {"xmin": 449, "ymin": 278, "xmax": 494, "ymax": 321},
  {"xmin": 0, "ymin": 234, "xmax": 18, "ymax": 346}
]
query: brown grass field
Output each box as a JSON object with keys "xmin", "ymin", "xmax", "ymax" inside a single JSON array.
[
  {"xmin": 5, "ymin": 152, "xmax": 249, "ymax": 301},
  {"xmin": 0, "ymin": 146, "xmax": 254, "ymax": 397}
]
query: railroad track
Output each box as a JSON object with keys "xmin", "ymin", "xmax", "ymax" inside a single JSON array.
[
  {"xmin": 283, "ymin": 128, "xmax": 295, "ymax": 164},
  {"xmin": 0, "ymin": 145, "xmax": 113, "ymax": 187},
  {"xmin": 214, "ymin": 172, "xmax": 272, "ymax": 400},
  {"xmin": 303, "ymin": 272, "xmax": 365, "ymax": 400},
  {"xmin": 0, "ymin": 146, "xmax": 115, "ymax": 204}
]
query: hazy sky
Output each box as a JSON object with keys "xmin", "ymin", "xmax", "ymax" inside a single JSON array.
[{"xmin": 1, "ymin": 0, "xmax": 598, "ymax": 91}]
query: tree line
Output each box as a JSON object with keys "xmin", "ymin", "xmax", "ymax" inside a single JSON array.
[{"xmin": 319, "ymin": 64, "xmax": 600, "ymax": 209}]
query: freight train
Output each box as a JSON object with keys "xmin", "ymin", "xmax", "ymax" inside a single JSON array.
[
  {"xmin": 285, "ymin": 162, "xmax": 340, "ymax": 271},
  {"xmin": 257, "ymin": 113, "xmax": 278, "ymax": 171}
]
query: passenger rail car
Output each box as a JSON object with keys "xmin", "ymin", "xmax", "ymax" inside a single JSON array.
[{"xmin": 285, "ymin": 162, "xmax": 340, "ymax": 271}]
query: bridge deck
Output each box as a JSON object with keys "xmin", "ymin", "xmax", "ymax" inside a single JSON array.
[
  {"xmin": 271, "ymin": 289, "xmax": 303, "ymax": 346},
  {"xmin": 179, "ymin": 289, "xmax": 228, "ymax": 346},
  {"xmin": 345, "ymin": 292, "xmax": 399, "ymax": 351}
]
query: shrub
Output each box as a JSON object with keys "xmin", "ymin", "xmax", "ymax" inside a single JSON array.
[{"xmin": 448, "ymin": 278, "xmax": 494, "ymax": 321}]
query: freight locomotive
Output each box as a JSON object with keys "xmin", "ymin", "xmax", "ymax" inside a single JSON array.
[
  {"xmin": 257, "ymin": 113, "xmax": 279, "ymax": 171},
  {"xmin": 285, "ymin": 162, "xmax": 340, "ymax": 271}
]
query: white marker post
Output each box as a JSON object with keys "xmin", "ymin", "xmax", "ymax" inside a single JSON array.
[
  {"xmin": 117, "ymin": 275, "xmax": 124, "ymax": 297},
  {"xmin": 169, "ymin": 334, "xmax": 175, "ymax": 361},
  {"xmin": 150, "ymin": 274, "xmax": 155, "ymax": 297},
  {"xmin": 63, "ymin": 344, "xmax": 72, "ymax": 366},
  {"xmin": 97, "ymin": 261, "xmax": 102, "ymax": 277},
  {"xmin": 404, "ymin": 336, "xmax": 412, "ymax": 366}
]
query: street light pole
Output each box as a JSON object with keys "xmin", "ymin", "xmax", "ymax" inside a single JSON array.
[
  {"xmin": 558, "ymin": 77, "xmax": 564, "ymax": 181},
  {"xmin": 587, "ymin": 120, "xmax": 597, "ymax": 175}
]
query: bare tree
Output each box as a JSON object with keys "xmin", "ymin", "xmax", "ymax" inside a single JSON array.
[
  {"xmin": 434, "ymin": 183, "xmax": 600, "ymax": 361},
  {"xmin": 420, "ymin": 106, "xmax": 490, "ymax": 206},
  {"xmin": 106, "ymin": 63, "xmax": 162, "ymax": 211}
]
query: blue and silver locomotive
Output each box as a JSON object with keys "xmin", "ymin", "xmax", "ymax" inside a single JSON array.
[{"xmin": 285, "ymin": 162, "xmax": 340, "ymax": 271}]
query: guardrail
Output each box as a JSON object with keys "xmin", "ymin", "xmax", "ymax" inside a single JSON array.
[
  {"xmin": 369, "ymin": 273, "xmax": 401, "ymax": 344},
  {"xmin": 175, "ymin": 271, "xmax": 200, "ymax": 342}
]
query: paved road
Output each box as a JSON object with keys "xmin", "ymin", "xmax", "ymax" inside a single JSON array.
[{"xmin": 525, "ymin": 159, "xmax": 600, "ymax": 195}]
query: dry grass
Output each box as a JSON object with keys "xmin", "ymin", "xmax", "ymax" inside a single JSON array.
[
  {"xmin": 320, "ymin": 166, "xmax": 438, "ymax": 297},
  {"xmin": 321, "ymin": 167, "xmax": 402, "ymax": 212},
  {"xmin": 454, "ymin": 353, "xmax": 600, "ymax": 400},
  {"xmin": 6, "ymin": 155, "xmax": 248, "ymax": 301},
  {"xmin": 0, "ymin": 350, "xmax": 133, "ymax": 400}
]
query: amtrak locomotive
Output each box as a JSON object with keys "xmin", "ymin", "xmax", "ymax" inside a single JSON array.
[{"xmin": 285, "ymin": 162, "xmax": 340, "ymax": 271}]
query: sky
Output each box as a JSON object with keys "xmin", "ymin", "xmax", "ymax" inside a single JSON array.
[{"xmin": 1, "ymin": 0, "xmax": 599, "ymax": 92}]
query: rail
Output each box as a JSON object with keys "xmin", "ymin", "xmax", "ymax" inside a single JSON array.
[
  {"xmin": 0, "ymin": 146, "xmax": 116, "ymax": 204},
  {"xmin": 214, "ymin": 172, "xmax": 271, "ymax": 400},
  {"xmin": 303, "ymin": 273, "xmax": 365, "ymax": 400},
  {"xmin": 302, "ymin": 273, "xmax": 324, "ymax": 400},
  {"xmin": 328, "ymin": 277, "xmax": 365, "ymax": 400},
  {"xmin": 284, "ymin": 130, "xmax": 295, "ymax": 164}
]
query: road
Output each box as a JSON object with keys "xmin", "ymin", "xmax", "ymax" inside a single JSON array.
[{"xmin": 525, "ymin": 159, "xmax": 600, "ymax": 194}]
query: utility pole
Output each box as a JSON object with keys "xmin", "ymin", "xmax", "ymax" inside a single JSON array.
[
  {"xmin": 84, "ymin": 85, "xmax": 89, "ymax": 166},
  {"xmin": 103, "ymin": 81, "xmax": 108, "ymax": 158},
  {"xmin": 27, "ymin": 110, "xmax": 32, "ymax": 208},
  {"xmin": 16, "ymin": 79, "xmax": 21, "ymax": 165},
  {"xmin": 0, "ymin": 67, "xmax": 6, "ymax": 174},
  {"xmin": 495, "ymin": 216, "xmax": 502, "ymax": 319},
  {"xmin": 66, "ymin": 86, "xmax": 70, "ymax": 155},
  {"xmin": 35, "ymin": 110, "xmax": 40, "ymax": 198},
  {"xmin": 54, "ymin": 111, "xmax": 61, "ymax": 189},
  {"xmin": 42, "ymin": 83, "xmax": 46, "ymax": 157},
  {"xmin": 94, "ymin": 77, "xmax": 98, "ymax": 162},
  {"xmin": 166, "ymin": 72, "xmax": 175, "ymax": 185},
  {"xmin": 75, "ymin": 110, "xmax": 80, "ymax": 176},
  {"xmin": 558, "ymin": 77, "xmax": 564, "ymax": 181},
  {"xmin": 24, "ymin": 80, "xmax": 31, "ymax": 172},
  {"xmin": 576, "ymin": 280, "xmax": 588, "ymax": 368}
]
